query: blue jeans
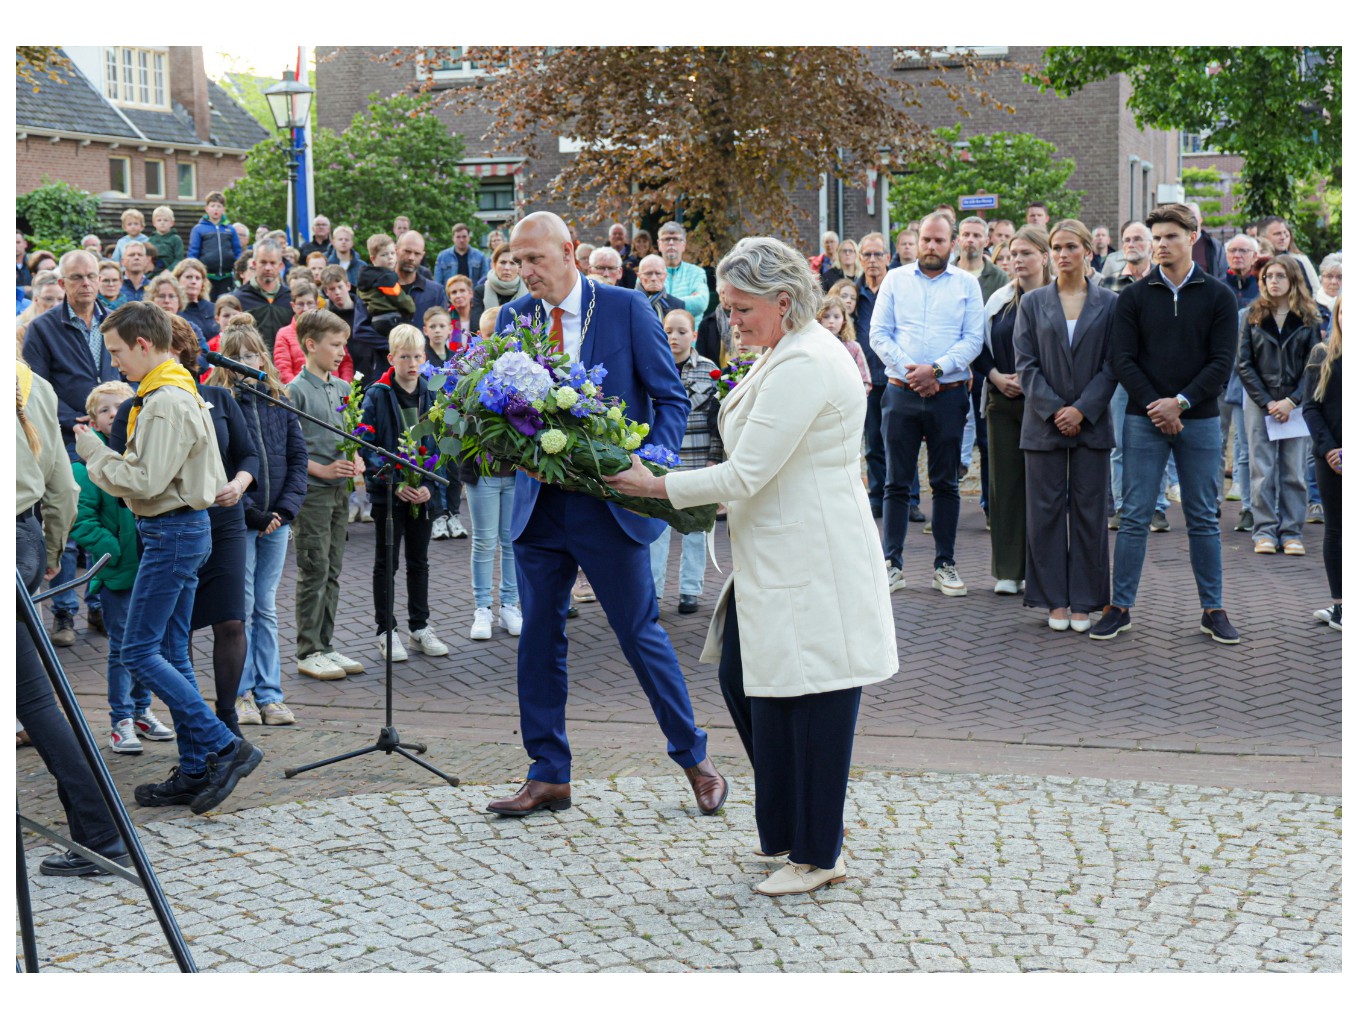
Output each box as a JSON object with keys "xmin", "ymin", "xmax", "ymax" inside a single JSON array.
[
  {"xmin": 238, "ymin": 523, "xmax": 291, "ymax": 707},
  {"xmin": 1109, "ymin": 385, "xmax": 1172, "ymax": 513},
  {"xmin": 1219, "ymin": 395, "xmax": 1250, "ymax": 497},
  {"xmin": 466, "ymin": 476, "xmax": 518, "ymax": 608},
  {"xmin": 650, "ymin": 526, "xmax": 707, "ymax": 599},
  {"xmin": 49, "ymin": 441, "xmax": 98, "ymax": 617},
  {"xmin": 125, "ymin": 510, "xmax": 236, "ymax": 773},
  {"xmin": 100, "ymin": 586, "xmax": 151, "ymax": 726},
  {"xmin": 1112, "ymin": 415, "xmax": 1224, "ymax": 610},
  {"xmin": 881, "ymin": 383, "xmax": 968, "ymax": 569}
]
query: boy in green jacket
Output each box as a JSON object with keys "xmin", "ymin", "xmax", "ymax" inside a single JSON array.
[{"xmin": 71, "ymin": 381, "xmax": 174, "ymax": 755}]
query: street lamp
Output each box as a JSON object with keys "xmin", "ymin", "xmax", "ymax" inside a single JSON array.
[{"xmin": 262, "ymin": 70, "xmax": 315, "ymax": 246}]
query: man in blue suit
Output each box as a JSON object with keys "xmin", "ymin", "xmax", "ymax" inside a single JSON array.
[{"xmin": 486, "ymin": 211, "xmax": 727, "ymax": 818}]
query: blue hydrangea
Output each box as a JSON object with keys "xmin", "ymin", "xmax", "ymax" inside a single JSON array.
[
  {"xmin": 638, "ymin": 444, "xmax": 680, "ymax": 469},
  {"xmin": 490, "ymin": 351, "xmax": 552, "ymax": 401}
]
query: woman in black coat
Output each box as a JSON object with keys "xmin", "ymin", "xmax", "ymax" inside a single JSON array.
[
  {"xmin": 1013, "ymin": 220, "xmax": 1119, "ymax": 632},
  {"xmin": 1302, "ymin": 296, "xmax": 1342, "ymax": 630}
]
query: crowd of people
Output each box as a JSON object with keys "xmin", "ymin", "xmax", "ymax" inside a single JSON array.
[{"xmin": 15, "ymin": 188, "xmax": 1341, "ymax": 892}]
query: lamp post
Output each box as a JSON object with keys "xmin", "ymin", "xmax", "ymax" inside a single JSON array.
[{"xmin": 262, "ymin": 69, "xmax": 315, "ymax": 247}]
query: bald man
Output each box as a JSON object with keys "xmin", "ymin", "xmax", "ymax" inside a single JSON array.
[{"xmin": 486, "ymin": 211, "xmax": 727, "ymax": 820}]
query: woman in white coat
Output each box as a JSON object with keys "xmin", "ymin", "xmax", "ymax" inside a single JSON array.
[{"xmin": 607, "ymin": 237, "xmax": 898, "ymax": 896}]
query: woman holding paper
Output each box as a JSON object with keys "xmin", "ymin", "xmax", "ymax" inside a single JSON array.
[{"xmin": 1237, "ymin": 256, "xmax": 1325, "ymax": 556}]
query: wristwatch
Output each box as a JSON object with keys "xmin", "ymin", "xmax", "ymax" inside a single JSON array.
[
  {"xmin": 1175, "ymin": 394, "xmax": 1191, "ymax": 412},
  {"xmin": 931, "ymin": 363, "xmax": 943, "ymax": 379}
]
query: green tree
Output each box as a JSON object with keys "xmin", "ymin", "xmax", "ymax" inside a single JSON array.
[
  {"xmin": 1028, "ymin": 47, "xmax": 1341, "ymax": 221},
  {"xmin": 1294, "ymin": 175, "xmax": 1342, "ymax": 264},
  {"xmin": 225, "ymin": 92, "xmax": 479, "ymax": 247},
  {"xmin": 386, "ymin": 46, "xmax": 1007, "ymax": 263},
  {"xmin": 1180, "ymin": 166, "xmax": 1233, "ymax": 229},
  {"xmin": 888, "ymin": 126, "xmax": 1082, "ymax": 230},
  {"xmin": 17, "ymin": 178, "xmax": 101, "ymax": 255}
]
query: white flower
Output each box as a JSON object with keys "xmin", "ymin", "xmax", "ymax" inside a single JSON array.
[
  {"xmin": 554, "ymin": 386, "xmax": 578, "ymax": 409},
  {"xmin": 539, "ymin": 429, "xmax": 567, "ymax": 454},
  {"xmin": 581, "ymin": 381, "xmax": 597, "ymax": 397}
]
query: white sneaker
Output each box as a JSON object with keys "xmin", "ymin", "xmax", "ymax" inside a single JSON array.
[
  {"xmin": 348, "ymin": 492, "xmax": 361, "ymax": 523},
  {"xmin": 431, "ymin": 514, "xmax": 450, "ymax": 540},
  {"xmin": 359, "ymin": 497, "xmax": 374, "ymax": 523},
  {"xmin": 1167, "ymin": 483, "xmax": 1182, "ymax": 503},
  {"xmin": 447, "ymin": 514, "xmax": 468, "ymax": 539},
  {"xmin": 410, "ymin": 626, "xmax": 449, "ymax": 656},
  {"xmin": 886, "ymin": 565, "xmax": 906, "ymax": 593},
  {"xmin": 110, "ymin": 718, "xmax": 143, "ymax": 755},
  {"xmin": 993, "ymin": 579, "xmax": 1021, "ymax": 595},
  {"xmin": 1225, "ymin": 482, "xmax": 1242, "ymax": 501},
  {"xmin": 932, "ymin": 564, "xmax": 968, "ymax": 596},
  {"xmin": 324, "ymin": 650, "xmax": 365, "ymax": 675},
  {"xmin": 297, "ymin": 652, "xmax": 346, "ymax": 680},
  {"xmin": 499, "ymin": 604, "xmax": 523, "ymax": 636},
  {"xmin": 235, "ymin": 694, "xmax": 262, "ymax": 726},
  {"xmin": 469, "ymin": 607, "xmax": 494, "ymax": 640},
  {"xmin": 376, "ymin": 631, "xmax": 408, "ymax": 661},
  {"xmin": 133, "ymin": 708, "xmax": 175, "ymax": 741}
]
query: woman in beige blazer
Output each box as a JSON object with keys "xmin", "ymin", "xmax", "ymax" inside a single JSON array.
[{"xmin": 607, "ymin": 237, "xmax": 898, "ymax": 896}]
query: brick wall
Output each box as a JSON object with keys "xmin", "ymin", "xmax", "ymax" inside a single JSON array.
[
  {"xmin": 318, "ymin": 46, "xmax": 1181, "ymax": 259},
  {"xmin": 17, "ymin": 137, "xmax": 249, "ymax": 204}
]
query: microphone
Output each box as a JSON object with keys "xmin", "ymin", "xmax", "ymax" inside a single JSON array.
[{"xmin": 204, "ymin": 350, "xmax": 266, "ymax": 382}]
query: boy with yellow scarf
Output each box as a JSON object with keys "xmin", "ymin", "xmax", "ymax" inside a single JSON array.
[{"xmin": 74, "ymin": 302, "xmax": 264, "ymax": 814}]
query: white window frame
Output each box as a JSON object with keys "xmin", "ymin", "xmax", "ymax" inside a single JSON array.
[
  {"xmin": 109, "ymin": 156, "xmax": 132, "ymax": 197},
  {"xmin": 418, "ymin": 47, "xmax": 487, "ymax": 81},
  {"xmin": 176, "ymin": 161, "xmax": 197, "ymax": 201},
  {"xmin": 144, "ymin": 158, "xmax": 165, "ymax": 199},
  {"xmin": 103, "ymin": 47, "xmax": 169, "ymax": 109},
  {"xmin": 894, "ymin": 46, "xmax": 1008, "ymax": 62}
]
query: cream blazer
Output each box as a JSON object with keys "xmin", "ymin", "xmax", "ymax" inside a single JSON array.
[{"xmin": 665, "ymin": 320, "xmax": 898, "ymax": 698}]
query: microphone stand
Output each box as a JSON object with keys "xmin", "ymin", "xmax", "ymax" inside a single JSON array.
[{"xmin": 225, "ymin": 370, "xmax": 458, "ymax": 788}]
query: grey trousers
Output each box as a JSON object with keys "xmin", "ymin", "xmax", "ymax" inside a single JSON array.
[
  {"xmin": 1023, "ymin": 445, "xmax": 1111, "ymax": 614},
  {"xmin": 1244, "ymin": 399, "xmax": 1308, "ymax": 543}
]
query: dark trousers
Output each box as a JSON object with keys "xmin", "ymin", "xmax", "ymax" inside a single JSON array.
[
  {"xmin": 371, "ymin": 497, "xmax": 434, "ymax": 634},
  {"xmin": 985, "ymin": 391, "xmax": 1025, "ymax": 581},
  {"xmin": 864, "ymin": 384, "xmax": 886, "ymax": 508},
  {"xmin": 513, "ymin": 487, "xmax": 707, "ymax": 783},
  {"xmin": 881, "ymin": 383, "xmax": 968, "ymax": 569},
  {"xmin": 719, "ymin": 599, "xmax": 860, "ymax": 870},
  {"xmin": 16, "ymin": 515, "xmax": 126, "ymax": 858},
  {"xmin": 1023, "ymin": 446, "xmax": 1111, "ymax": 614},
  {"xmin": 968, "ymin": 369, "xmax": 990, "ymax": 513},
  {"xmin": 1316, "ymin": 459, "xmax": 1341, "ymax": 600}
]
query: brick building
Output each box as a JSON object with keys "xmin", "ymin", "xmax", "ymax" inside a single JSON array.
[
  {"xmin": 316, "ymin": 46, "xmax": 1180, "ymax": 254},
  {"xmin": 16, "ymin": 47, "xmax": 267, "ymax": 238}
]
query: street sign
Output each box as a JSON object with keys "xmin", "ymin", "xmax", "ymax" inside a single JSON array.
[{"xmin": 959, "ymin": 194, "xmax": 999, "ymax": 211}]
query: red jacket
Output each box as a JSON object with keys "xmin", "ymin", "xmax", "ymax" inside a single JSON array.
[{"xmin": 273, "ymin": 318, "xmax": 354, "ymax": 384}]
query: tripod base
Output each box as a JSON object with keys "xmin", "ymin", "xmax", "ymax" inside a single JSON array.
[{"xmin": 284, "ymin": 726, "xmax": 459, "ymax": 786}]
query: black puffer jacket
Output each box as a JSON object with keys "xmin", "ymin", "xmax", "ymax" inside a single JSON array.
[
  {"xmin": 1237, "ymin": 310, "xmax": 1323, "ymax": 408},
  {"xmin": 236, "ymin": 384, "xmax": 310, "ymax": 531}
]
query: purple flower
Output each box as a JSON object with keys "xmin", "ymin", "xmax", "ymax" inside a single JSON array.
[
  {"xmin": 517, "ymin": 314, "xmax": 532, "ymax": 328},
  {"xmin": 505, "ymin": 399, "xmax": 545, "ymax": 437}
]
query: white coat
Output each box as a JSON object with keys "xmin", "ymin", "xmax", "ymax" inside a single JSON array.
[{"xmin": 665, "ymin": 319, "xmax": 898, "ymax": 698}]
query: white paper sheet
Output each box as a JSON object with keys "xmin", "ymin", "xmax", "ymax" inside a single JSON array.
[{"xmin": 1264, "ymin": 406, "xmax": 1310, "ymax": 441}]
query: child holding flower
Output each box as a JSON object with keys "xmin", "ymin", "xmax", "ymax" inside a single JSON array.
[{"xmin": 358, "ymin": 325, "xmax": 449, "ymax": 661}]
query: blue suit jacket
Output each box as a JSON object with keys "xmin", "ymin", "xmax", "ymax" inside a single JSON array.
[{"xmin": 496, "ymin": 275, "xmax": 687, "ymax": 544}]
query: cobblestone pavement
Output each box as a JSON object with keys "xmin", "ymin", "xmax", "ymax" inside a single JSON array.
[{"xmin": 21, "ymin": 771, "xmax": 1340, "ymax": 973}]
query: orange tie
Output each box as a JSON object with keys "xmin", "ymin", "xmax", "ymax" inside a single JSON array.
[{"xmin": 549, "ymin": 307, "xmax": 565, "ymax": 354}]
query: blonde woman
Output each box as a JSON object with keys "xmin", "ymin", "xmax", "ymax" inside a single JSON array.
[
  {"xmin": 206, "ymin": 316, "xmax": 310, "ymax": 725},
  {"xmin": 1302, "ymin": 296, "xmax": 1342, "ymax": 629}
]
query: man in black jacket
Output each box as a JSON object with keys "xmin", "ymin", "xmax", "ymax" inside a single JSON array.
[
  {"xmin": 1094, "ymin": 204, "xmax": 1242, "ymax": 644},
  {"xmin": 232, "ymin": 239, "xmax": 293, "ymax": 346}
]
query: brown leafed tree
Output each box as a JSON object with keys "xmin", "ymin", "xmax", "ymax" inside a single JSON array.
[
  {"xmin": 17, "ymin": 47, "xmax": 73, "ymax": 92},
  {"xmin": 380, "ymin": 46, "xmax": 1007, "ymax": 263}
]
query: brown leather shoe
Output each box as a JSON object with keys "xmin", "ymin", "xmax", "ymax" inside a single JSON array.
[
  {"xmin": 683, "ymin": 757, "xmax": 728, "ymax": 815},
  {"xmin": 486, "ymin": 780, "xmax": 572, "ymax": 817}
]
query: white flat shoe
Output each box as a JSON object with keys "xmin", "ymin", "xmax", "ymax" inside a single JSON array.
[
  {"xmin": 1048, "ymin": 615, "xmax": 1071, "ymax": 632},
  {"xmin": 755, "ymin": 855, "xmax": 846, "ymax": 896},
  {"xmin": 993, "ymin": 579, "xmax": 1021, "ymax": 595},
  {"xmin": 1069, "ymin": 617, "xmax": 1091, "ymax": 633}
]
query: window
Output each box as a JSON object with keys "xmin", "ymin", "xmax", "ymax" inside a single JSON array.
[
  {"xmin": 419, "ymin": 46, "xmax": 510, "ymax": 81},
  {"xmin": 103, "ymin": 47, "xmax": 167, "ymax": 108},
  {"xmin": 177, "ymin": 162, "xmax": 196, "ymax": 201},
  {"xmin": 1181, "ymin": 131, "xmax": 1217, "ymax": 154},
  {"xmin": 145, "ymin": 159, "xmax": 165, "ymax": 198},
  {"xmin": 477, "ymin": 181, "xmax": 515, "ymax": 216},
  {"xmin": 109, "ymin": 156, "xmax": 131, "ymax": 197},
  {"xmin": 893, "ymin": 46, "xmax": 1008, "ymax": 66}
]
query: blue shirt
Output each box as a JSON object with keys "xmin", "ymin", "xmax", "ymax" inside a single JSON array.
[
  {"xmin": 67, "ymin": 298, "xmax": 106, "ymax": 371},
  {"xmin": 868, "ymin": 262, "xmax": 983, "ymax": 384}
]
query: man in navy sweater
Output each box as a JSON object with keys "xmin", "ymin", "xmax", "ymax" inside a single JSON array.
[{"xmin": 1094, "ymin": 204, "xmax": 1241, "ymax": 644}]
